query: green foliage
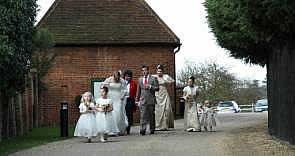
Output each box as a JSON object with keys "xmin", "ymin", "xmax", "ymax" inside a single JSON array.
[
  {"xmin": 204, "ymin": 0, "xmax": 295, "ymax": 66},
  {"xmin": 33, "ymin": 28, "xmax": 55, "ymax": 54},
  {"xmin": 0, "ymin": 0, "xmax": 37, "ymax": 94},
  {"xmin": 177, "ymin": 60, "xmax": 266, "ymax": 105},
  {"xmin": 31, "ymin": 28, "xmax": 55, "ymax": 91},
  {"xmin": 235, "ymin": 79, "xmax": 265, "ymax": 105},
  {"xmin": 177, "ymin": 60, "xmax": 239, "ymax": 104},
  {"xmin": 0, "ymin": 126, "xmax": 75, "ymax": 156}
]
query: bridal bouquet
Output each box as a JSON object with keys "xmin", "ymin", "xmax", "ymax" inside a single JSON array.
[
  {"xmin": 186, "ymin": 94, "xmax": 195, "ymax": 103},
  {"xmin": 97, "ymin": 104, "xmax": 112, "ymax": 112}
]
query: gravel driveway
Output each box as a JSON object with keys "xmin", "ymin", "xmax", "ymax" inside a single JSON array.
[{"xmin": 10, "ymin": 112, "xmax": 268, "ymax": 156}]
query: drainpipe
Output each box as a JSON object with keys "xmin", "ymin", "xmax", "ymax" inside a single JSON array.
[
  {"xmin": 174, "ymin": 44, "xmax": 181, "ymax": 54},
  {"xmin": 173, "ymin": 43, "xmax": 181, "ymax": 117}
]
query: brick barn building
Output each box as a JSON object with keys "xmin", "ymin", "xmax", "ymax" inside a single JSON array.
[{"xmin": 38, "ymin": 0, "xmax": 181, "ymax": 125}]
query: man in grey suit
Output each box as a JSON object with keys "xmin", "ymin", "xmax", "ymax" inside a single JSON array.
[{"xmin": 136, "ymin": 65, "xmax": 159, "ymax": 135}]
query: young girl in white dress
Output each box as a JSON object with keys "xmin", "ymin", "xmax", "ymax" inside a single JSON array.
[
  {"xmin": 200, "ymin": 100, "xmax": 218, "ymax": 132},
  {"xmin": 200, "ymin": 100, "xmax": 210, "ymax": 131},
  {"xmin": 207, "ymin": 105, "xmax": 218, "ymax": 132},
  {"xmin": 74, "ymin": 92, "xmax": 97, "ymax": 143},
  {"xmin": 95, "ymin": 86, "xmax": 119, "ymax": 142}
]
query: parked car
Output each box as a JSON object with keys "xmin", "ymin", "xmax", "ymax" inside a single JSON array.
[
  {"xmin": 217, "ymin": 101, "xmax": 241, "ymax": 113},
  {"xmin": 255, "ymin": 99, "xmax": 268, "ymax": 112}
]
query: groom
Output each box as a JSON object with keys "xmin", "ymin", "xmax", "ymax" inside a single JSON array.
[{"xmin": 136, "ymin": 65, "xmax": 159, "ymax": 135}]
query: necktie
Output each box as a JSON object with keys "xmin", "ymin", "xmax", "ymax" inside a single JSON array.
[{"xmin": 144, "ymin": 77, "xmax": 147, "ymax": 86}]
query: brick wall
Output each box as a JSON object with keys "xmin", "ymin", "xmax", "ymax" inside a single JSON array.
[{"xmin": 41, "ymin": 46, "xmax": 176, "ymax": 125}]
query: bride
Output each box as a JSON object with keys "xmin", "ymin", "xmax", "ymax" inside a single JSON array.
[{"xmin": 104, "ymin": 71, "xmax": 128, "ymax": 135}]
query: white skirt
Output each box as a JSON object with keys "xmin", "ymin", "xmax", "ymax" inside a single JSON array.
[
  {"xmin": 74, "ymin": 113, "xmax": 97, "ymax": 138},
  {"xmin": 95, "ymin": 111, "xmax": 119, "ymax": 134}
]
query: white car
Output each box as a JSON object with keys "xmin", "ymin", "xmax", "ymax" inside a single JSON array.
[
  {"xmin": 217, "ymin": 101, "xmax": 241, "ymax": 113},
  {"xmin": 255, "ymin": 99, "xmax": 268, "ymax": 112}
]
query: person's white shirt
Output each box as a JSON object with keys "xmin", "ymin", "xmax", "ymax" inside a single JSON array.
[
  {"xmin": 125, "ymin": 80, "xmax": 130, "ymax": 97},
  {"xmin": 142, "ymin": 75, "xmax": 149, "ymax": 84}
]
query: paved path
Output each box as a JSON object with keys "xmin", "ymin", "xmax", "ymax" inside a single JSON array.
[{"xmin": 10, "ymin": 112, "xmax": 268, "ymax": 156}]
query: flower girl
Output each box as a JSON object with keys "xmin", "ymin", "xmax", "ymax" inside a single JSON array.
[
  {"xmin": 200, "ymin": 100, "xmax": 217, "ymax": 132},
  {"xmin": 74, "ymin": 92, "xmax": 97, "ymax": 143},
  {"xmin": 207, "ymin": 106, "xmax": 217, "ymax": 132},
  {"xmin": 200, "ymin": 100, "xmax": 210, "ymax": 131},
  {"xmin": 95, "ymin": 86, "xmax": 119, "ymax": 142}
]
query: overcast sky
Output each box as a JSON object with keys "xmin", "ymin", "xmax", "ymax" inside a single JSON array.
[{"xmin": 36, "ymin": 0, "xmax": 266, "ymax": 82}]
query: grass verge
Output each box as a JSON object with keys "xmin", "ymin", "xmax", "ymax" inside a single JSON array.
[
  {"xmin": 0, "ymin": 126, "xmax": 75, "ymax": 156},
  {"xmin": 224, "ymin": 121, "xmax": 295, "ymax": 156}
]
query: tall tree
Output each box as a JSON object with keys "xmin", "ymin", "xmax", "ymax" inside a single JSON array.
[
  {"xmin": 31, "ymin": 28, "xmax": 55, "ymax": 127},
  {"xmin": 0, "ymin": 0, "xmax": 37, "ymax": 141},
  {"xmin": 32, "ymin": 28, "xmax": 55, "ymax": 91},
  {"xmin": 204, "ymin": 0, "xmax": 295, "ymax": 144}
]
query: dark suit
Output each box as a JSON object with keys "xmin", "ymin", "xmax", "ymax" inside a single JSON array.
[
  {"xmin": 125, "ymin": 80, "xmax": 137, "ymax": 134},
  {"xmin": 136, "ymin": 75, "xmax": 159, "ymax": 134}
]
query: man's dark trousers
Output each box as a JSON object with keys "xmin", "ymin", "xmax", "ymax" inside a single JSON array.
[{"xmin": 125, "ymin": 97, "xmax": 135, "ymax": 134}]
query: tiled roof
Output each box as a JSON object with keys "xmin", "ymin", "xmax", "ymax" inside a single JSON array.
[{"xmin": 38, "ymin": 0, "xmax": 180, "ymax": 46}]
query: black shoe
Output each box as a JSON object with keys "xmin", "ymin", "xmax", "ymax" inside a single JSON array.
[
  {"xmin": 87, "ymin": 138, "xmax": 91, "ymax": 143},
  {"xmin": 126, "ymin": 129, "xmax": 130, "ymax": 135},
  {"xmin": 140, "ymin": 131, "xmax": 146, "ymax": 136},
  {"xmin": 126, "ymin": 127, "xmax": 130, "ymax": 135}
]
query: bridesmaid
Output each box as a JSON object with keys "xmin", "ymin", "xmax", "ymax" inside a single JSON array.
[
  {"xmin": 74, "ymin": 92, "xmax": 97, "ymax": 143},
  {"xmin": 183, "ymin": 76, "xmax": 201, "ymax": 132},
  {"xmin": 200, "ymin": 100, "xmax": 210, "ymax": 131},
  {"xmin": 95, "ymin": 86, "xmax": 119, "ymax": 142},
  {"xmin": 153, "ymin": 64, "xmax": 175, "ymax": 131}
]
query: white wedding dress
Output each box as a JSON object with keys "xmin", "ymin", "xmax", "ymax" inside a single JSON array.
[
  {"xmin": 74, "ymin": 103, "xmax": 97, "ymax": 138},
  {"xmin": 95, "ymin": 98, "xmax": 119, "ymax": 134},
  {"xmin": 104, "ymin": 77, "xmax": 128, "ymax": 135}
]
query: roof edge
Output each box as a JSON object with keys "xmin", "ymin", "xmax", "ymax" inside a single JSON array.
[
  {"xmin": 36, "ymin": 0, "xmax": 61, "ymax": 27},
  {"xmin": 142, "ymin": 0, "xmax": 180, "ymax": 43},
  {"xmin": 54, "ymin": 42, "xmax": 181, "ymax": 48}
]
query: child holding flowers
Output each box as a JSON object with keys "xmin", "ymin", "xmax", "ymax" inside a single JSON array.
[
  {"xmin": 95, "ymin": 86, "xmax": 119, "ymax": 142},
  {"xmin": 74, "ymin": 92, "xmax": 97, "ymax": 143}
]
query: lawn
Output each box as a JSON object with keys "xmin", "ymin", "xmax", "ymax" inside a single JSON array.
[{"xmin": 0, "ymin": 126, "xmax": 75, "ymax": 156}]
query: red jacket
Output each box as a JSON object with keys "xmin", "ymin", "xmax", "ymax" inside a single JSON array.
[{"xmin": 129, "ymin": 80, "xmax": 137, "ymax": 99}]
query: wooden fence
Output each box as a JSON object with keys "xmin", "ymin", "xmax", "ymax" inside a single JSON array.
[{"xmin": 239, "ymin": 104, "xmax": 255, "ymax": 112}]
